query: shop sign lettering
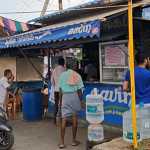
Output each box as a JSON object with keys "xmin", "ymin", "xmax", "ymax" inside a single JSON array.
[
  {"xmin": 100, "ymin": 88, "xmax": 131, "ymax": 106},
  {"xmin": 5, "ymin": 30, "xmax": 52, "ymax": 46},
  {"xmin": 68, "ymin": 24, "xmax": 92, "ymax": 35}
]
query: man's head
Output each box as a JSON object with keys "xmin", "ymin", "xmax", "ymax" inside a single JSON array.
[
  {"xmin": 4, "ymin": 69, "xmax": 13, "ymax": 80},
  {"xmin": 135, "ymin": 53, "xmax": 150, "ymax": 69},
  {"xmin": 58, "ymin": 57, "xmax": 65, "ymax": 66},
  {"xmin": 66, "ymin": 60, "xmax": 78, "ymax": 71}
]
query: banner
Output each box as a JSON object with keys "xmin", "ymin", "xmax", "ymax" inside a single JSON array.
[
  {"xmin": 83, "ymin": 83, "xmax": 131, "ymax": 126},
  {"xmin": 0, "ymin": 20, "xmax": 100, "ymax": 49}
]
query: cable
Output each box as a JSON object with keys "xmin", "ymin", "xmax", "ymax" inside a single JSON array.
[
  {"xmin": 0, "ymin": 2, "xmax": 149, "ymax": 15},
  {"xmin": 41, "ymin": 0, "xmax": 50, "ymax": 16},
  {"xmin": 0, "ymin": 3, "xmax": 145, "ymax": 14}
]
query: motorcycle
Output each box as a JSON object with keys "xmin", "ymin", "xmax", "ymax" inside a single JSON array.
[{"xmin": 0, "ymin": 107, "xmax": 14, "ymax": 150}]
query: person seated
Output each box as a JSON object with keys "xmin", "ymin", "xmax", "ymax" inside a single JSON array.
[{"xmin": 0, "ymin": 69, "xmax": 14, "ymax": 110}]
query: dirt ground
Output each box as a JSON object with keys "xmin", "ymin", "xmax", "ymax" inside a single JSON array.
[
  {"xmin": 92, "ymin": 137, "xmax": 150, "ymax": 150},
  {"xmin": 11, "ymin": 118, "xmax": 146, "ymax": 150},
  {"xmin": 10, "ymin": 119, "xmax": 87, "ymax": 150},
  {"xmin": 92, "ymin": 138, "xmax": 131, "ymax": 150}
]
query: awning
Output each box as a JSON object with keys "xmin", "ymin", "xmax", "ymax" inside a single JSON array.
[{"xmin": 0, "ymin": 20, "xmax": 100, "ymax": 49}]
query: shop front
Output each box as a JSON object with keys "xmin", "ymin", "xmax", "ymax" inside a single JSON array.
[
  {"xmin": 0, "ymin": 17, "xmax": 129, "ymax": 125},
  {"xmin": 0, "ymin": 5, "xmax": 149, "ymax": 125}
]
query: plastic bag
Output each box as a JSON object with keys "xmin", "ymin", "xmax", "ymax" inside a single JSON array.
[{"xmin": 49, "ymin": 85, "xmax": 55, "ymax": 104}]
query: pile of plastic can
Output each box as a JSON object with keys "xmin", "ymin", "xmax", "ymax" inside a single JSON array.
[{"xmin": 86, "ymin": 88, "xmax": 104, "ymax": 143}]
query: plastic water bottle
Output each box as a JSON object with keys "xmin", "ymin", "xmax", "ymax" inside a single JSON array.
[
  {"xmin": 139, "ymin": 103, "xmax": 150, "ymax": 139},
  {"xmin": 123, "ymin": 109, "xmax": 142, "ymax": 143},
  {"xmin": 88, "ymin": 124, "xmax": 104, "ymax": 142},
  {"xmin": 86, "ymin": 88, "xmax": 104, "ymax": 124}
]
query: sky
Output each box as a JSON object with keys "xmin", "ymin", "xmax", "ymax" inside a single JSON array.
[{"xmin": 0, "ymin": 0, "xmax": 93, "ymax": 22}]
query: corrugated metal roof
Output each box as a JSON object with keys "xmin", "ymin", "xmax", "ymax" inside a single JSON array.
[{"xmin": 29, "ymin": 0, "xmax": 129, "ymax": 24}]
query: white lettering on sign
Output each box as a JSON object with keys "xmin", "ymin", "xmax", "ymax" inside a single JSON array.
[
  {"xmin": 5, "ymin": 31, "xmax": 52, "ymax": 46},
  {"xmin": 99, "ymin": 88, "xmax": 131, "ymax": 106},
  {"xmin": 68, "ymin": 24, "xmax": 92, "ymax": 35}
]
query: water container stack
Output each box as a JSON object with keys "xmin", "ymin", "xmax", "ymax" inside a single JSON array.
[
  {"xmin": 123, "ymin": 103, "xmax": 150, "ymax": 143},
  {"xmin": 86, "ymin": 88, "xmax": 104, "ymax": 143}
]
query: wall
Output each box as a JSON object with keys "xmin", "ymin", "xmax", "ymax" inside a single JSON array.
[
  {"xmin": 16, "ymin": 57, "xmax": 43, "ymax": 81},
  {"xmin": 0, "ymin": 57, "xmax": 43, "ymax": 81}
]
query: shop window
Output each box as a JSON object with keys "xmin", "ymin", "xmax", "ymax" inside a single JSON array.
[
  {"xmin": 100, "ymin": 40, "xmax": 128, "ymax": 84},
  {"xmin": 142, "ymin": 6, "xmax": 150, "ymax": 20}
]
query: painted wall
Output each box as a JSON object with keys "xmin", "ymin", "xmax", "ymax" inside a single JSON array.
[
  {"xmin": 16, "ymin": 57, "xmax": 43, "ymax": 81},
  {"xmin": 0, "ymin": 57, "xmax": 43, "ymax": 81}
]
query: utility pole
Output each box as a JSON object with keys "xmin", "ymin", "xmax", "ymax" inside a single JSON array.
[
  {"xmin": 41, "ymin": 0, "xmax": 50, "ymax": 16},
  {"xmin": 59, "ymin": 0, "xmax": 63, "ymax": 10},
  {"xmin": 128, "ymin": 0, "xmax": 138, "ymax": 149}
]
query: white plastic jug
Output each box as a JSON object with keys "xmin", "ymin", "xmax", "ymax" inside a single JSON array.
[
  {"xmin": 88, "ymin": 124, "xmax": 104, "ymax": 142},
  {"xmin": 123, "ymin": 109, "xmax": 142, "ymax": 143},
  {"xmin": 86, "ymin": 94, "xmax": 104, "ymax": 124},
  {"xmin": 123, "ymin": 105, "xmax": 150, "ymax": 142},
  {"xmin": 139, "ymin": 105, "xmax": 150, "ymax": 139}
]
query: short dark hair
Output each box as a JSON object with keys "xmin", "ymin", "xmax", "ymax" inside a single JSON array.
[
  {"xmin": 66, "ymin": 60, "xmax": 77, "ymax": 70},
  {"xmin": 135, "ymin": 53, "xmax": 148, "ymax": 65},
  {"xmin": 58, "ymin": 57, "xmax": 65, "ymax": 66},
  {"xmin": 4, "ymin": 69, "xmax": 12, "ymax": 77}
]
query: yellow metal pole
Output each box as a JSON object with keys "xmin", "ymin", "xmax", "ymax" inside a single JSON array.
[{"xmin": 128, "ymin": 0, "xmax": 138, "ymax": 149}]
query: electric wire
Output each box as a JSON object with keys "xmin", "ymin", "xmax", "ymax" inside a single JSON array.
[{"xmin": 0, "ymin": 2, "xmax": 149, "ymax": 15}]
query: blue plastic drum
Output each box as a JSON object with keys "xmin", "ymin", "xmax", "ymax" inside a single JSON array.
[{"xmin": 22, "ymin": 88, "xmax": 43, "ymax": 121}]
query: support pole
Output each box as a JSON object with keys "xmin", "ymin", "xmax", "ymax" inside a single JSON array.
[
  {"xmin": 59, "ymin": 0, "xmax": 63, "ymax": 10},
  {"xmin": 48, "ymin": 49, "xmax": 51, "ymax": 81},
  {"xmin": 128, "ymin": 0, "xmax": 138, "ymax": 149}
]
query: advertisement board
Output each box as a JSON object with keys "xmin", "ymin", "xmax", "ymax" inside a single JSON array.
[{"xmin": 83, "ymin": 83, "xmax": 131, "ymax": 126}]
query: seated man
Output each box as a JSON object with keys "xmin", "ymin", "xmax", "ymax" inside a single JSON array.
[{"xmin": 0, "ymin": 69, "xmax": 14, "ymax": 110}]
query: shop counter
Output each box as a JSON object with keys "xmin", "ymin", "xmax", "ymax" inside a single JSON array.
[{"xmin": 48, "ymin": 82, "xmax": 131, "ymax": 126}]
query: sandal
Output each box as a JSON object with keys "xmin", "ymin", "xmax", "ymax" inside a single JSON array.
[
  {"xmin": 59, "ymin": 144, "xmax": 66, "ymax": 149},
  {"xmin": 72, "ymin": 141, "xmax": 81, "ymax": 146}
]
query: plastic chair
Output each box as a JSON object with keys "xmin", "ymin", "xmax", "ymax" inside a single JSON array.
[
  {"xmin": 6, "ymin": 94, "xmax": 17, "ymax": 120},
  {"xmin": 6, "ymin": 90, "xmax": 22, "ymax": 120}
]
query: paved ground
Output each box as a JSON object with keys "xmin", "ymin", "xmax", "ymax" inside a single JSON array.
[{"xmin": 11, "ymin": 119, "xmax": 87, "ymax": 150}]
